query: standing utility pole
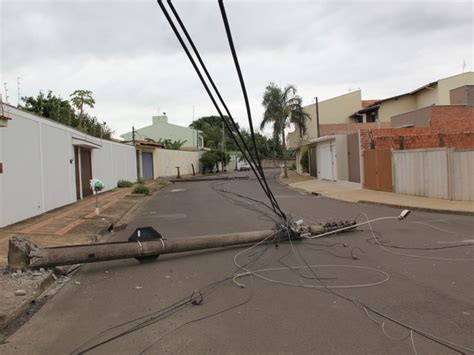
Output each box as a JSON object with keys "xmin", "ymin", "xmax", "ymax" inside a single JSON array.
[
  {"xmin": 222, "ymin": 120, "xmax": 226, "ymax": 172},
  {"xmin": 17, "ymin": 77, "xmax": 21, "ymax": 107},
  {"xmin": 3, "ymin": 83, "xmax": 9, "ymax": 104},
  {"xmin": 315, "ymin": 97, "xmax": 320, "ymax": 138},
  {"xmin": 133, "ymin": 126, "xmax": 140, "ymax": 180}
]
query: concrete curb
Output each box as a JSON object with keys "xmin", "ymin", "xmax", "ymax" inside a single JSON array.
[
  {"xmin": 277, "ymin": 176, "xmax": 474, "ymax": 216},
  {"xmin": 357, "ymin": 200, "xmax": 474, "ymax": 216}
]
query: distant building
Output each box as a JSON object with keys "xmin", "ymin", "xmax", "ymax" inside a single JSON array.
[
  {"xmin": 121, "ymin": 114, "xmax": 204, "ymax": 151},
  {"xmin": 287, "ymin": 71, "xmax": 474, "ymax": 184},
  {"xmin": 355, "ymin": 72, "xmax": 474, "ymax": 125}
]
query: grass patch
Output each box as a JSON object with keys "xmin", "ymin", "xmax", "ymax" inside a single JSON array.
[
  {"xmin": 132, "ymin": 184, "xmax": 150, "ymax": 195},
  {"xmin": 117, "ymin": 179, "xmax": 133, "ymax": 188}
]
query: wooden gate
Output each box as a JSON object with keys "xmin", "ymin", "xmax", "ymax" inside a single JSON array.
[{"xmin": 363, "ymin": 150, "xmax": 392, "ymax": 191}]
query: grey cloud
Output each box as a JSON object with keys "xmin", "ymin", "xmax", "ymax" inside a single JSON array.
[{"xmin": 1, "ymin": 0, "xmax": 472, "ymax": 136}]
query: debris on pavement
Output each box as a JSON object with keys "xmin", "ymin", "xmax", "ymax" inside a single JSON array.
[{"xmin": 14, "ymin": 290, "xmax": 27, "ymax": 297}]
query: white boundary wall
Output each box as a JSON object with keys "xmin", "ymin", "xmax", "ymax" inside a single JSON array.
[
  {"xmin": 393, "ymin": 148, "xmax": 474, "ymax": 201},
  {"xmin": 0, "ymin": 104, "xmax": 136, "ymax": 227},
  {"xmin": 153, "ymin": 148, "xmax": 199, "ymax": 177}
]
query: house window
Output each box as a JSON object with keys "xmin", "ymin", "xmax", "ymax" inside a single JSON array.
[
  {"xmin": 352, "ymin": 114, "xmax": 363, "ymax": 123},
  {"xmin": 366, "ymin": 111, "xmax": 378, "ymax": 123}
]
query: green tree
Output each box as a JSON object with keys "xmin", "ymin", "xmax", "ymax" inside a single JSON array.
[
  {"xmin": 300, "ymin": 150, "xmax": 309, "ymax": 173},
  {"xmin": 189, "ymin": 116, "xmax": 239, "ymax": 151},
  {"xmin": 69, "ymin": 89, "xmax": 95, "ymax": 128},
  {"xmin": 199, "ymin": 149, "xmax": 230, "ymax": 174},
  {"xmin": 261, "ymin": 83, "xmax": 310, "ymax": 178},
  {"xmin": 157, "ymin": 139, "xmax": 187, "ymax": 150},
  {"xmin": 21, "ymin": 90, "xmax": 113, "ymax": 139},
  {"xmin": 22, "ymin": 91, "xmax": 76, "ymax": 126}
]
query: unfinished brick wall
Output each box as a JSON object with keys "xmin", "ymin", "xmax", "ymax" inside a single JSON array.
[
  {"xmin": 360, "ymin": 105, "xmax": 474, "ymax": 151},
  {"xmin": 360, "ymin": 128, "xmax": 474, "ymax": 151}
]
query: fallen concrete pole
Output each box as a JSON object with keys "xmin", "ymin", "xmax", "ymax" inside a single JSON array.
[
  {"xmin": 8, "ymin": 229, "xmax": 282, "ymax": 270},
  {"xmin": 171, "ymin": 176, "xmax": 249, "ymax": 183}
]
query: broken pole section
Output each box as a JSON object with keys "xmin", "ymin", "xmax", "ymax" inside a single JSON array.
[{"xmin": 9, "ymin": 229, "xmax": 282, "ymax": 270}]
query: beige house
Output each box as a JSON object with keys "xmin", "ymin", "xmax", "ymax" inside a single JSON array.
[
  {"xmin": 353, "ymin": 72, "xmax": 474, "ymax": 123},
  {"xmin": 288, "ymin": 71, "xmax": 474, "ymax": 181},
  {"xmin": 288, "ymin": 90, "xmax": 372, "ymax": 177}
]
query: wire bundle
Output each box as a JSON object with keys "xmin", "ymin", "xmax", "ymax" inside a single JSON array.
[{"xmin": 157, "ymin": 0, "xmax": 287, "ymax": 222}]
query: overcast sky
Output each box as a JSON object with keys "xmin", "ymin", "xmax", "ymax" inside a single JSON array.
[{"xmin": 1, "ymin": 0, "xmax": 472, "ymax": 137}]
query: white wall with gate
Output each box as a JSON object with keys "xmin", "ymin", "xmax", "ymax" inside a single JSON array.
[
  {"xmin": 0, "ymin": 104, "xmax": 136, "ymax": 228},
  {"xmin": 392, "ymin": 148, "xmax": 474, "ymax": 201},
  {"xmin": 153, "ymin": 148, "xmax": 199, "ymax": 177}
]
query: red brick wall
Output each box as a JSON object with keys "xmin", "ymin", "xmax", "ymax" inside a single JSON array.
[
  {"xmin": 431, "ymin": 106, "xmax": 474, "ymax": 130},
  {"xmin": 360, "ymin": 105, "xmax": 474, "ymax": 151},
  {"xmin": 360, "ymin": 128, "xmax": 474, "ymax": 151}
]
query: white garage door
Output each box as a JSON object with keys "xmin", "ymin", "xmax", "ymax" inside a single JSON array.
[{"xmin": 317, "ymin": 141, "xmax": 336, "ymax": 181}]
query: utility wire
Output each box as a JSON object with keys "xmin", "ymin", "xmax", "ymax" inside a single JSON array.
[
  {"xmin": 216, "ymin": 0, "xmax": 285, "ymax": 219},
  {"xmin": 166, "ymin": 0, "xmax": 284, "ymax": 218},
  {"xmin": 157, "ymin": 0, "xmax": 286, "ymax": 220}
]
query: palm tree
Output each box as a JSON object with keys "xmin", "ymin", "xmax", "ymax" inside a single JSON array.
[
  {"xmin": 261, "ymin": 83, "xmax": 310, "ymax": 178},
  {"xmin": 69, "ymin": 90, "xmax": 95, "ymax": 128}
]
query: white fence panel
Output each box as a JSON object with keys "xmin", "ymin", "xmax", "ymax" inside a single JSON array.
[
  {"xmin": 153, "ymin": 149, "xmax": 199, "ymax": 177},
  {"xmin": 93, "ymin": 140, "xmax": 137, "ymax": 190},
  {"xmin": 393, "ymin": 148, "xmax": 449, "ymax": 199},
  {"xmin": 451, "ymin": 150, "xmax": 474, "ymax": 201},
  {"xmin": 393, "ymin": 148, "xmax": 474, "ymax": 201}
]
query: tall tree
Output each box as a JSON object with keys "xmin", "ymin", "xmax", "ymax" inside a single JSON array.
[
  {"xmin": 22, "ymin": 91, "xmax": 76, "ymax": 126},
  {"xmin": 261, "ymin": 83, "xmax": 310, "ymax": 178},
  {"xmin": 69, "ymin": 89, "xmax": 95, "ymax": 128},
  {"xmin": 22, "ymin": 90, "xmax": 113, "ymax": 139},
  {"xmin": 189, "ymin": 116, "xmax": 239, "ymax": 151}
]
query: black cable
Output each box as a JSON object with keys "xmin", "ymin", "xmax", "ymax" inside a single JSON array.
[
  {"xmin": 157, "ymin": 0, "xmax": 285, "ymax": 220},
  {"xmin": 166, "ymin": 0, "xmax": 284, "ymax": 218},
  {"xmin": 72, "ymin": 231, "xmax": 280, "ymax": 354},
  {"xmin": 166, "ymin": 0, "xmax": 274, "ymax": 196},
  {"xmin": 217, "ymin": 0, "xmax": 287, "ymax": 220}
]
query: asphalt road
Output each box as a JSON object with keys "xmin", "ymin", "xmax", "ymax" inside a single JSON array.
[{"xmin": 1, "ymin": 170, "xmax": 473, "ymax": 354}]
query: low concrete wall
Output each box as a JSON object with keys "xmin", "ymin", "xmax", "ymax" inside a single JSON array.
[
  {"xmin": 153, "ymin": 149, "xmax": 199, "ymax": 177},
  {"xmin": 260, "ymin": 159, "xmax": 296, "ymax": 169}
]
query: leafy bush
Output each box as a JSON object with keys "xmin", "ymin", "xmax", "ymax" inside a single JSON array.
[
  {"xmin": 300, "ymin": 150, "xmax": 309, "ymax": 173},
  {"xmin": 117, "ymin": 179, "xmax": 133, "ymax": 188},
  {"xmin": 132, "ymin": 184, "xmax": 149, "ymax": 195},
  {"xmin": 137, "ymin": 178, "xmax": 145, "ymax": 185},
  {"xmin": 200, "ymin": 150, "xmax": 230, "ymax": 174}
]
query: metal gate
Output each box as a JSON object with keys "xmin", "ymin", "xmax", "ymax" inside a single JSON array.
[
  {"xmin": 363, "ymin": 150, "xmax": 392, "ymax": 191},
  {"xmin": 318, "ymin": 141, "xmax": 336, "ymax": 181},
  {"xmin": 142, "ymin": 152, "xmax": 154, "ymax": 180},
  {"xmin": 74, "ymin": 147, "xmax": 93, "ymax": 199},
  {"xmin": 347, "ymin": 133, "xmax": 360, "ymax": 183}
]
